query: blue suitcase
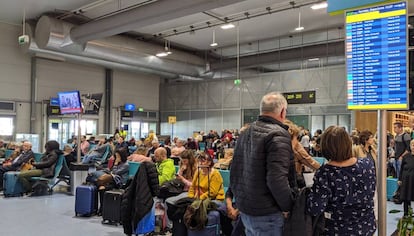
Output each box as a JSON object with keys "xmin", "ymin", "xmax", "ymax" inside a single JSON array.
[
  {"xmin": 75, "ymin": 185, "xmax": 98, "ymax": 216},
  {"xmin": 187, "ymin": 210, "xmax": 220, "ymax": 236},
  {"xmin": 387, "ymin": 177, "xmax": 398, "ymax": 200},
  {"xmin": 3, "ymin": 171, "xmax": 25, "ymax": 197}
]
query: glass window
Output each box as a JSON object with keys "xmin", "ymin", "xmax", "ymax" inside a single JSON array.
[
  {"xmin": 0, "ymin": 117, "xmax": 13, "ymax": 136},
  {"xmin": 311, "ymin": 116, "xmax": 324, "ymax": 136},
  {"xmin": 325, "ymin": 115, "xmax": 337, "ymax": 129}
]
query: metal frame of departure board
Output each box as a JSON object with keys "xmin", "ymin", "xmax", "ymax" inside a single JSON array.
[{"xmin": 345, "ymin": 1, "xmax": 408, "ymax": 110}]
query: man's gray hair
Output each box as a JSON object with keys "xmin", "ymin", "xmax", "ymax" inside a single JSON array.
[{"xmin": 260, "ymin": 92, "xmax": 287, "ymax": 115}]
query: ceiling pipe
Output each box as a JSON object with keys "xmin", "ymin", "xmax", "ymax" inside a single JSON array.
[
  {"xmin": 69, "ymin": 0, "xmax": 246, "ymax": 44},
  {"xmin": 22, "ymin": 23, "xmax": 178, "ymax": 79},
  {"xmin": 34, "ymin": 16, "xmax": 209, "ymax": 78},
  {"xmin": 210, "ymin": 41, "xmax": 345, "ymax": 71}
]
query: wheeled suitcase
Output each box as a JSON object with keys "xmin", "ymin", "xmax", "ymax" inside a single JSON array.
[
  {"xmin": 3, "ymin": 171, "xmax": 25, "ymax": 197},
  {"xmin": 75, "ymin": 185, "xmax": 98, "ymax": 216},
  {"xmin": 101, "ymin": 189, "xmax": 124, "ymax": 225},
  {"xmin": 187, "ymin": 210, "xmax": 220, "ymax": 236}
]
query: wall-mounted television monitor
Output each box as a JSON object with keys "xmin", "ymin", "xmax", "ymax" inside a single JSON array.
[
  {"xmin": 124, "ymin": 103, "xmax": 136, "ymax": 111},
  {"xmin": 57, "ymin": 90, "xmax": 82, "ymax": 114}
]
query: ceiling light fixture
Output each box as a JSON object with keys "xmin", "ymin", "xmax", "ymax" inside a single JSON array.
[
  {"xmin": 221, "ymin": 23, "xmax": 235, "ymax": 30},
  {"xmin": 295, "ymin": 9, "xmax": 304, "ymax": 31},
  {"xmin": 311, "ymin": 2, "xmax": 328, "ymax": 10},
  {"xmin": 308, "ymin": 58, "xmax": 320, "ymax": 61},
  {"xmin": 156, "ymin": 40, "xmax": 172, "ymax": 57},
  {"xmin": 210, "ymin": 29, "xmax": 218, "ymax": 47}
]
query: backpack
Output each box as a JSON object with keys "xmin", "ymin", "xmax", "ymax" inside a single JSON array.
[
  {"xmin": 158, "ymin": 179, "xmax": 185, "ymax": 199},
  {"xmin": 31, "ymin": 181, "xmax": 49, "ymax": 196},
  {"xmin": 166, "ymin": 197, "xmax": 194, "ymax": 221}
]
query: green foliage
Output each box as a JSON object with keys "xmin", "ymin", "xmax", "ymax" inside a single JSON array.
[{"xmin": 398, "ymin": 207, "xmax": 414, "ymax": 236}]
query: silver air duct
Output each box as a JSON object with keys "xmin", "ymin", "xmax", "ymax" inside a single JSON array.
[{"xmin": 33, "ymin": 16, "xmax": 208, "ymax": 78}]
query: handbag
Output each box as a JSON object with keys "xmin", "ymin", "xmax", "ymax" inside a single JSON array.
[
  {"xmin": 158, "ymin": 179, "xmax": 185, "ymax": 199},
  {"xmin": 96, "ymin": 173, "xmax": 114, "ymax": 187},
  {"xmin": 20, "ymin": 158, "xmax": 34, "ymax": 171},
  {"xmin": 393, "ymin": 185, "xmax": 403, "ymax": 204}
]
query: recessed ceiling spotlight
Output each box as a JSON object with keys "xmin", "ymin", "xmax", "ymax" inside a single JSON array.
[
  {"xmin": 311, "ymin": 2, "xmax": 328, "ymax": 10},
  {"xmin": 221, "ymin": 23, "xmax": 235, "ymax": 30}
]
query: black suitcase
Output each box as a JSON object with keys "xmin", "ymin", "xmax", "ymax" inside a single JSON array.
[
  {"xmin": 101, "ymin": 189, "xmax": 124, "ymax": 225},
  {"xmin": 173, "ymin": 219, "xmax": 188, "ymax": 236}
]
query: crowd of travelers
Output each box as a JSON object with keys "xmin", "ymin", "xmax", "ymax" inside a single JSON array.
[{"xmin": 2, "ymin": 92, "xmax": 414, "ymax": 236}]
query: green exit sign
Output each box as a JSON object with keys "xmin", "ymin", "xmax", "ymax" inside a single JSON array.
[
  {"xmin": 138, "ymin": 108, "xmax": 144, "ymax": 112},
  {"xmin": 234, "ymin": 79, "xmax": 241, "ymax": 85}
]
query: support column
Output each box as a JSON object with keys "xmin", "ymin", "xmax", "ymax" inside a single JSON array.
[
  {"xmin": 30, "ymin": 57, "xmax": 37, "ymax": 133},
  {"xmin": 104, "ymin": 69, "xmax": 113, "ymax": 133}
]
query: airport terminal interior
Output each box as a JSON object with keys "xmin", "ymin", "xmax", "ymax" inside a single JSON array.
[{"xmin": 0, "ymin": 0, "xmax": 414, "ymax": 235}]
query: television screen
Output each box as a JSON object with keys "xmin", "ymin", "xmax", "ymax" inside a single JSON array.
[
  {"xmin": 57, "ymin": 90, "xmax": 82, "ymax": 114},
  {"xmin": 124, "ymin": 103, "xmax": 136, "ymax": 111}
]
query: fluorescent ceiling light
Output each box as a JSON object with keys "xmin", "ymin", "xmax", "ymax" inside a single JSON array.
[
  {"xmin": 210, "ymin": 42, "xmax": 218, "ymax": 47},
  {"xmin": 156, "ymin": 52, "xmax": 168, "ymax": 57},
  {"xmin": 221, "ymin": 23, "xmax": 235, "ymax": 30},
  {"xmin": 308, "ymin": 58, "xmax": 320, "ymax": 61},
  {"xmin": 311, "ymin": 2, "xmax": 328, "ymax": 10},
  {"xmin": 295, "ymin": 26, "xmax": 304, "ymax": 31}
]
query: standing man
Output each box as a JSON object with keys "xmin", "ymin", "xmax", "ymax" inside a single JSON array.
[
  {"xmin": 230, "ymin": 92, "xmax": 294, "ymax": 236},
  {"xmin": 393, "ymin": 122, "xmax": 411, "ymax": 178}
]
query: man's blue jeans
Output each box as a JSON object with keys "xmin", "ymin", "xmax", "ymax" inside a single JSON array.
[
  {"xmin": 240, "ymin": 211, "xmax": 284, "ymax": 236},
  {"xmin": 394, "ymin": 158, "xmax": 402, "ymax": 178}
]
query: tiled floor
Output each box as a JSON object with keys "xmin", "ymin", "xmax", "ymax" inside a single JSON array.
[{"xmin": 0, "ymin": 189, "xmax": 406, "ymax": 236}]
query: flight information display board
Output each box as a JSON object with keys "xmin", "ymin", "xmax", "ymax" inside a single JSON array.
[{"xmin": 346, "ymin": 1, "xmax": 408, "ymax": 110}]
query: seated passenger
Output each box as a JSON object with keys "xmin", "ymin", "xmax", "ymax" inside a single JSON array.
[
  {"xmin": 171, "ymin": 139, "xmax": 185, "ymax": 157},
  {"xmin": 188, "ymin": 152, "xmax": 224, "ymax": 201},
  {"xmin": 0, "ymin": 141, "xmax": 34, "ymax": 190},
  {"xmin": 128, "ymin": 146, "xmax": 151, "ymax": 163},
  {"xmin": 18, "ymin": 140, "xmax": 61, "ymax": 194},
  {"xmin": 115, "ymin": 136, "xmax": 128, "ymax": 151},
  {"xmin": 87, "ymin": 148, "xmax": 129, "ymax": 214},
  {"xmin": 0, "ymin": 139, "xmax": 5, "ymax": 158},
  {"xmin": 165, "ymin": 149, "xmax": 198, "ymax": 212},
  {"xmin": 2, "ymin": 143, "xmax": 23, "ymax": 167},
  {"xmin": 176, "ymin": 149, "xmax": 197, "ymax": 191},
  {"xmin": 82, "ymin": 136, "xmax": 111, "ymax": 164},
  {"xmin": 63, "ymin": 144, "xmax": 76, "ymax": 164},
  {"xmin": 214, "ymin": 148, "xmax": 234, "ymax": 170},
  {"xmin": 146, "ymin": 140, "xmax": 160, "ymax": 159},
  {"xmin": 154, "ymin": 147, "xmax": 175, "ymax": 186},
  {"xmin": 80, "ymin": 135, "xmax": 90, "ymax": 156}
]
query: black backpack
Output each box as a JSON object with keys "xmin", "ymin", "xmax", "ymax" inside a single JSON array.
[{"xmin": 166, "ymin": 197, "xmax": 194, "ymax": 221}]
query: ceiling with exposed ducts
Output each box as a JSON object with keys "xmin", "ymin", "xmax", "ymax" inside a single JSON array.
[{"xmin": 1, "ymin": 0, "xmax": 414, "ymax": 81}]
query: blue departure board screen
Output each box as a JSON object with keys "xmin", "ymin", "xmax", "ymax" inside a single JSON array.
[{"xmin": 346, "ymin": 1, "xmax": 408, "ymax": 110}]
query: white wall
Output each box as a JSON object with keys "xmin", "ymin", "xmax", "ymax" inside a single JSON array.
[
  {"xmin": 112, "ymin": 70, "xmax": 159, "ymax": 110},
  {"xmin": 0, "ymin": 22, "xmax": 161, "ymax": 142}
]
